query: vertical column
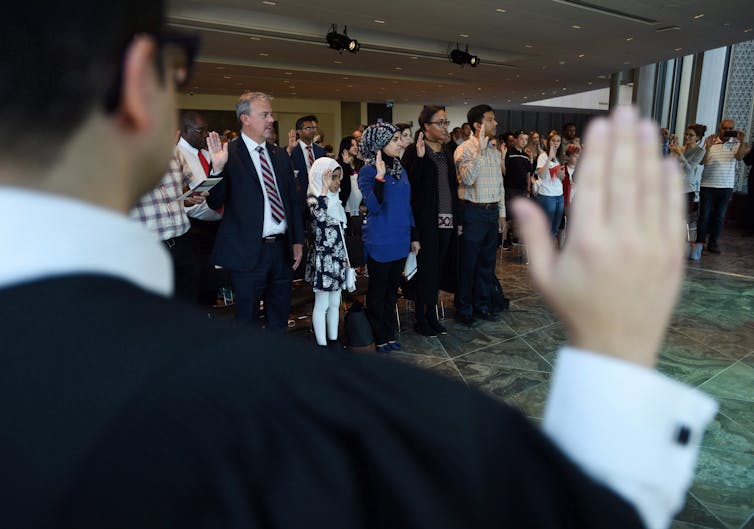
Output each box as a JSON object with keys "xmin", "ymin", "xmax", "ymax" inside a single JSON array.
[
  {"xmin": 609, "ymin": 72, "xmax": 622, "ymax": 110},
  {"xmin": 721, "ymin": 40, "xmax": 754, "ymax": 191},
  {"xmin": 632, "ymin": 63, "xmax": 657, "ymax": 119}
]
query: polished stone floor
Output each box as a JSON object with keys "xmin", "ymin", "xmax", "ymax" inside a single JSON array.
[{"xmin": 256, "ymin": 227, "xmax": 754, "ymax": 528}]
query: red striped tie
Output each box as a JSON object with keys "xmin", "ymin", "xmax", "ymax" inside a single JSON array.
[
  {"xmin": 256, "ymin": 146, "xmax": 285, "ymax": 224},
  {"xmin": 306, "ymin": 145, "xmax": 315, "ymax": 167}
]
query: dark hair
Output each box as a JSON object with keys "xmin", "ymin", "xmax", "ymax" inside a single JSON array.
[
  {"xmin": 451, "ymin": 127, "xmax": 462, "ymax": 134},
  {"xmin": 687, "ymin": 123, "xmax": 707, "ymax": 140},
  {"xmin": 3, "ymin": 0, "xmax": 165, "ymax": 168},
  {"xmin": 324, "ymin": 144, "xmax": 334, "ymax": 154},
  {"xmin": 418, "ymin": 105, "xmax": 446, "ymax": 131},
  {"xmin": 513, "ymin": 130, "xmax": 527, "ymax": 138},
  {"xmin": 461, "ymin": 122, "xmax": 471, "ymax": 129},
  {"xmin": 395, "ymin": 122, "xmax": 412, "ymax": 133},
  {"xmin": 295, "ymin": 115, "xmax": 318, "ymax": 130},
  {"xmin": 467, "ymin": 104, "xmax": 493, "ymax": 127},
  {"xmin": 562, "ymin": 122, "xmax": 576, "ymax": 130},
  {"xmin": 337, "ymin": 136, "xmax": 355, "ymax": 158},
  {"xmin": 180, "ymin": 110, "xmax": 205, "ymax": 131}
]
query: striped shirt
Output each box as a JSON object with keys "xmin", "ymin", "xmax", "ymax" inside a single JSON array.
[
  {"xmin": 129, "ymin": 149, "xmax": 193, "ymax": 241},
  {"xmin": 701, "ymin": 139, "xmax": 740, "ymax": 189},
  {"xmin": 454, "ymin": 136, "xmax": 506, "ymax": 217}
]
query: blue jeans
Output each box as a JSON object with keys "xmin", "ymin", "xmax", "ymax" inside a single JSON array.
[
  {"xmin": 455, "ymin": 205, "xmax": 499, "ymax": 316},
  {"xmin": 696, "ymin": 187, "xmax": 733, "ymax": 248},
  {"xmin": 537, "ymin": 194, "xmax": 564, "ymax": 238}
]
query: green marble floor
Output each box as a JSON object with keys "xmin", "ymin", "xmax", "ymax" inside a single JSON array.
[{"xmin": 386, "ymin": 228, "xmax": 754, "ymax": 529}]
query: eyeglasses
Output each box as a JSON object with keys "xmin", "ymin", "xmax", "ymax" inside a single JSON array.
[
  {"xmin": 188, "ymin": 126, "xmax": 208, "ymax": 135},
  {"xmin": 300, "ymin": 126, "xmax": 318, "ymax": 131},
  {"xmin": 683, "ymin": 132, "xmax": 695, "ymax": 137},
  {"xmin": 104, "ymin": 30, "xmax": 199, "ymax": 113},
  {"xmin": 427, "ymin": 120, "xmax": 451, "ymax": 127}
]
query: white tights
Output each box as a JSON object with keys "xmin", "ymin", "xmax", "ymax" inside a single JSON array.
[{"xmin": 312, "ymin": 289, "xmax": 341, "ymax": 346}]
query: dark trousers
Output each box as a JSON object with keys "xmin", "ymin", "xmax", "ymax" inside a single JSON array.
[
  {"xmin": 696, "ymin": 187, "xmax": 733, "ymax": 247},
  {"xmin": 537, "ymin": 194, "xmax": 565, "ymax": 238},
  {"xmin": 231, "ymin": 239, "xmax": 292, "ymax": 332},
  {"xmin": 504, "ymin": 188, "xmax": 529, "ymax": 243},
  {"xmin": 188, "ymin": 217, "xmax": 222, "ymax": 306},
  {"xmin": 747, "ymin": 174, "xmax": 754, "ymax": 234},
  {"xmin": 164, "ymin": 232, "xmax": 197, "ymax": 304},
  {"xmin": 455, "ymin": 206, "xmax": 498, "ymax": 317},
  {"xmin": 366, "ymin": 257, "xmax": 406, "ymax": 345},
  {"xmin": 415, "ymin": 228, "xmax": 451, "ymax": 306}
]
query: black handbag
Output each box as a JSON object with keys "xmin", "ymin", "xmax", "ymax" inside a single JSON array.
[{"xmin": 344, "ymin": 300, "xmax": 374, "ymax": 351}]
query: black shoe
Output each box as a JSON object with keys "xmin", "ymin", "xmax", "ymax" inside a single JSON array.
[
  {"xmin": 707, "ymin": 245, "xmax": 721, "ymax": 254},
  {"xmin": 474, "ymin": 310, "xmax": 499, "ymax": 322},
  {"xmin": 427, "ymin": 318, "xmax": 448, "ymax": 335},
  {"xmin": 455, "ymin": 314, "xmax": 476, "ymax": 326},
  {"xmin": 414, "ymin": 320, "xmax": 438, "ymax": 337},
  {"xmin": 327, "ymin": 339, "xmax": 344, "ymax": 352},
  {"xmin": 502, "ymin": 239, "xmax": 512, "ymax": 251}
]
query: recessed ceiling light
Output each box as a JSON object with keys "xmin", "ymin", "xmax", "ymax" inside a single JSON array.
[
  {"xmin": 262, "ymin": 1, "xmax": 276, "ymax": 5},
  {"xmin": 447, "ymin": 72, "xmax": 454, "ymax": 76},
  {"xmin": 392, "ymin": 81, "xmax": 399, "ymax": 84},
  {"xmin": 410, "ymin": 56, "xmax": 418, "ymax": 60},
  {"xmin": 505, "ymin": 78, "xmax": 510, "ymax": 81},
  {"xmin": 259, "ymin": 52, "xmax": 269, "ymax": 56},
  {"xmin": 477, "ymin": 87, "xmax": 482, "ymax": 91},
  {"xmin": 555, "ymin": 79, "xmax": 560, "ymax": 83},
  {"xmin": 291, "ymin": 93, "xmax": 297, "ymax": 96},
  {"xmin": 394, "ymin": 67, "xmax": 403, "ymax": 70},
  {"xmin": 342, "ymin": 76, "xmax": 349, "ymax": 79},
  {"xmin": 578, "ymin": 53, "xmax": 585, "ymax": 58},
  {"xmin": 374, "ymin": 19, "xmax": 385, "ymax": 24},
  {"xmin": 335, "ymin": 88, "xmax": 341, "ymax": 92},
  {"xmin": 507, "ymin": 99, "xmax": 511, "ymax": 102},
  {"xmin": 289, "ymin": 86, "xmax": 295, "ymax": 89},
  {"xmin": 496, "ymin": 8, "xmax": 507, "ymax": 13},
  {"xmin": 223, "ymin": 76, "xmax": 232, "ymax": 79},
  {"xmin": 572, "ymin": 25, "xmax": 581, "ymax": 29},
  {"xmin": 283, "ymin": 80, "xmax": 290, "ymax": 83},
  {"xmin": 249, "ymin": 37, "xmax": 261, "ymax": 41},
  {"xmin": 587, "ymin": 81, "xmax": 593, "ymax": 85},
  {"xmin": 334, "ymin": 60, "xmax": 342, "ymax": 64},
  {"xmin": 675, "ymin": 47, "xmax": 683, "ymax": 51},
  {"xmin": 459, "ymin": 33, "xmax": 469, "ymax": 38},
  {"xmin": 626, "ymin": 36, "xmax": 634, "ymax": 41},
  {"xmin": 347, "ymin": 84, "xmax": 353, "ymax": 88},
  {"xmin": 524, "ymin": 44, "xmax": 533, "ymax": 48},
  {"xmin": 215, "ymin": 66, "xmax": 225, "ymax": 70},
  {"xmin": 693, "ymin": 13, "xmax": 704, "ymax": 19},
  {"xmin": 541, "ymin": 91, "xmax": 546, "ymax": 95},
  {"xmin": 623, "ymin": 61, "xmax": 630, "ymax": 64},
  {"xmin": 523, "ymin": 96, "xmax": 528, "ymax": 99},
  {"xmin": 562, "ymin": 87, "xmax": 567, "ymax": 91},
  {"xmin": 516, "ymin": 74, "xmax": 520, "ymax": 78},
  {"xmin": 559, "ymin": 60, "xmax": 566, "ymax": 65},
  {"xmin": 745, "ymin": 27, "xmax": 753, "ymax": 32}
]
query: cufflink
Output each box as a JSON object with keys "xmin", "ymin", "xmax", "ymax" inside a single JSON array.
[{"xmin": 675, "ymin": 425, "xmax": 691, "ymax": 445}]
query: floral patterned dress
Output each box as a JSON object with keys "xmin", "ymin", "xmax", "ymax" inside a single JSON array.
[{"xmin": 305, "ymin": 195, "xmax": 348, "ymax": 291}]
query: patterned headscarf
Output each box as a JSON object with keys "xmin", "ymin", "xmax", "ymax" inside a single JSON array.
[{"xmin": 358, "ymin": 122, "xmax": 403, "ymax": 180}]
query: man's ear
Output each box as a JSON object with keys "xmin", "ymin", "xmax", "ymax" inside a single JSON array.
[{"xmin": 118, "ymin": 35, "xmax": 158, "ymax": 131}]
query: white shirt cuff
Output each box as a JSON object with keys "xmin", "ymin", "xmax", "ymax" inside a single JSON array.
[{"xmin": 543, "ymin": 347, "xmax": 718, "ymax": 529}]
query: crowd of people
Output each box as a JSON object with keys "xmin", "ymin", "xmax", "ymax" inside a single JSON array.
[{"xmin": 140, "ymin": 100, "xmax": 595, "ymax": 349}]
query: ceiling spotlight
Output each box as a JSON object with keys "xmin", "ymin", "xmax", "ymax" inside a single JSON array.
[
  {"xmin": 326, "ymin": 24, "xmax": 360, "ymax": 53},
  {"xmin": 449, "ymin": 44, "xmax": 480, "ymax": 67}
]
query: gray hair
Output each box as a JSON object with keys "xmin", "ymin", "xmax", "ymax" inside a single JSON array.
[{"xmin": 236, "ymin": 91, "xmax": 273, "ymax": 121}]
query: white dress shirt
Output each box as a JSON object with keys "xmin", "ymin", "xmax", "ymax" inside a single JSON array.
[
  {"xmin": 240, "ymin": 133, "xmax": 287, "ymax": 237},
  {"xmin": 0, "ymin": 184, "xmax": 717, "ymax": 529},
  {"xmin": 177, "ymin": 137, "xmax": 222, "ymax": 222}
]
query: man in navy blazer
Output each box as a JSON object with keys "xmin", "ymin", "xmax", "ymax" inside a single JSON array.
[
  {"xmin": 207, "ymin": 92, "xmax": 303, "ymax": 331},
  {"xmin": 287, "ymin": 114, "xmax": 326, "ymax": 202}
]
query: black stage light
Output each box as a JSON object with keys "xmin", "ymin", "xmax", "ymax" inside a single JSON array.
[
  {"xmin": 449, "ymin": 45, "xmax": 480, "ymax": 67},
  {"xmin": 326, "ymin": 24, "xmax": 360, "ymax": 54}
]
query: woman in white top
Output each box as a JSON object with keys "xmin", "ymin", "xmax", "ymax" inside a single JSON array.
[
  {"xmin": 533, "ymin": 132, "xmax": 565, "ymax": 238},
  {"xmin": 669, "ymin": 123, "xmax": 706, "ymax": 218}
]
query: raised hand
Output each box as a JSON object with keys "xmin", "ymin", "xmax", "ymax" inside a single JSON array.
[
  {"xmin": 704, "ymin": 135, "xmax": 716, "ymax": 149},
  {"xmin": 321, "ymin": 169, "xmax": 333, "ymax": 196},
  {"xmin": 513, "ymin": 106, "xmax": 684, "ymax": 368},
  {"xmin": 206, "ymin": 131, "xmax": 228, "ymax": 173},
  {"xmin": 286, "ymin": 129, "xmax": 297, "ymax": 153},
  {"xmin": 416, "ymin": 132, "xmax": 426, "ymax": 158},
  {"xmin": 478, "ymin": 121, "xmax": 486, "ymax": 151},
  {"xmin": 375, "ymin": 151, "xmax": 386, "ymax": 180}
]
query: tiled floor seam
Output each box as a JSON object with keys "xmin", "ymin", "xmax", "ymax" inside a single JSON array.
[
  {"xmin": 519, "ymin": 333, "xmax": 556, "ymax": 368},
  {"xmin": 688, "ymin": 490, "xmax": 731, "ymax": 529},
  {"xmin": 697, "ymin": 357, "xmax": 750, "ymax": 393},
  {"xmin": 737, "ymin": 511, "xmax": 754, "ymax": 529}
]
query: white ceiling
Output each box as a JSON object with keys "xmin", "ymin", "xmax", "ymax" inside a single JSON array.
[{"xmin": 167, "ymin": 0, "xmax": 754, "ymax": 108}]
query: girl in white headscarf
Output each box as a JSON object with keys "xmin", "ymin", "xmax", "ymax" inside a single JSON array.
[{"xmin": 305, "ymin": 157, "xmax": 349, "ymax": 347}]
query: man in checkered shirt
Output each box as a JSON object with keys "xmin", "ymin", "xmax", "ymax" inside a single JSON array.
[{"xmin": 130, "ymin": 148, "xmax": 207, "ymax": 302}]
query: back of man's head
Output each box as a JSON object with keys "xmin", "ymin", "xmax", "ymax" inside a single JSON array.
[{"xmin": 2, "ymin": 1, "xmax": 164, "ymax": 171}]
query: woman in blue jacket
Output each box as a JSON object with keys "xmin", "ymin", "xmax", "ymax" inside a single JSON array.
[{"xmin": 358, "ymin": 123, "xmax": 420, "ymax": 353}]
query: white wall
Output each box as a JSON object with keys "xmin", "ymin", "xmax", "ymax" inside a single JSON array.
[
  {"xmin": 523, "ymin": 86, "xmax": 632, "ymax": 110},
  {"xmin": 696, "ymin": 46, "xmax": 728, "ymax": 140}
]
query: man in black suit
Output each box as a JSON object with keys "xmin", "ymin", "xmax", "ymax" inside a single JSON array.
[
  {"xmin": 207, "ymin": 92, "xmax": 303, "ymax": 331},
  {"xmin": 287, "ymin": 114, "xmax": 327, "ymax": 198},
  {"xmin": 1, "ymin": 1, "xmax": 717, "ymax": 528}
]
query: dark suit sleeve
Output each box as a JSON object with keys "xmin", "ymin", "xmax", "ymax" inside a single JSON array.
[
  {"xmin": 207, "ymin": 169, "xmax": 227, "ymax": 210},
  {"xmin": 59, "ymin": 331, "xmax": 645, "ymax": 529},
  {"xmin": 281, "ymin": 151, "xmax": 304, "ymax": 245},
  {"xmin": 744, "ymin": 146, "xmax": 754, "ymax": 166}
]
